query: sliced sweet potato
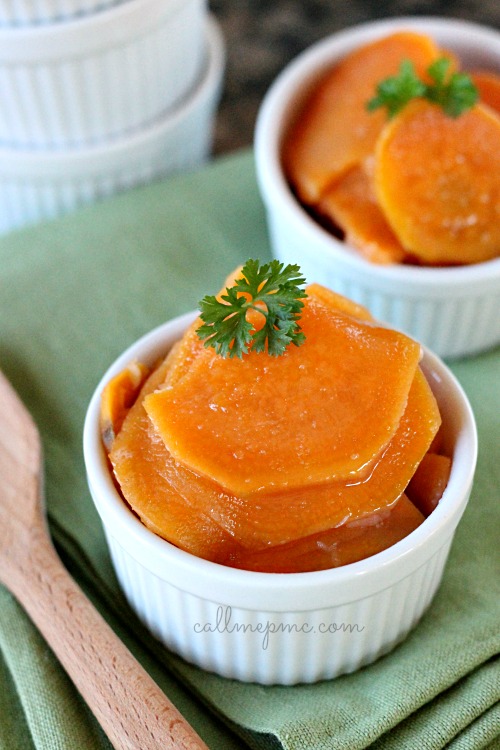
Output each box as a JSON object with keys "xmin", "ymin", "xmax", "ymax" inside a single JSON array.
[
  {"xmin": 162, "ymin": 320, "xmax": 204, "ymax": 388},
  {"xmin": 406, "ymin": 451, "xmax": 451, "ymax": 516},
  {"xmin": 283, "ymin": 31, "xmax": 442, "ymax": 204},
  {"xmin": 472, "ymin": 71, "xmax": 500, "ymax": 114},
  {"xmin": 428, "ymin": 424, "xmax": 445, "ymax": 455},
  {"xmin": 109, "ymin": 356, "xmax": 245, "ymax": 562},
  {"xmin": 158, "ymin": 365, "xmax": 440, "ymax": 548},
  {"xmin": 226, "ymin": 494, "xmax": 424, "ymax": 572},
  {"xmin": 374, "ymin": 100, "xmax": 500, "ymax": 265},
  {"xmin": 306, "ymin": 282, "xmax": 374, "ymax": 321},
  {"xmin": 99, "ymin": 360, "xmax": 149, "ymax": 451},
  {"xmin": 107, "ymin": 282, "xmax": 441, "ymax": 563},
  {"xmin": 161, "ymin": 265, "xmax": 264, "ymax": 389},
  {"xmin": 144, "ymin": 292, "xmax": 422, "ymax": 496},
  {"xmin": 317, "ymin": 160, "xmax": 407, "ymax": 264},
  {"xmin": 110, "ymin": 358, "xmax": 438, "ymax": 553}
]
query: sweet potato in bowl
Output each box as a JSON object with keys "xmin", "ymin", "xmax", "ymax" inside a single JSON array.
[
  {"xmin": 282, "ymin": 29, "xmax": 500, "ymax": 267},
  {"xmin": 83, "ymin": 267, "xmax": 477, "ymax": 683},
  {"xmin": 99, "ymin": 266, "xmax": 452, "ymax": 573},
  {"xmin": 254, "ymin": 17, "xmax": 500, "ymax": 358}
]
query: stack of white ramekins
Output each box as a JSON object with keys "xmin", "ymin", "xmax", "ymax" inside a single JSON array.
[{"xmin": 0, "ymin": 0, "xmax": 224, "ymax": 234}]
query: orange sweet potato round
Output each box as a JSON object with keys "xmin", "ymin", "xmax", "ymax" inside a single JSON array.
[
  {"xmin": 163, "ymin": 265, "xmax": 264, "ymax": 389},
  {"xmin": 374, "ymin": 100, "xmax": 500, "ymax": 265},
  {"xmin": 283, "ymin": 31, "xmax": 441, "ymax": 205},
  {"xmin": 306, "ymin": 282, "xmax": 374, "ymax": 321},
  {"xmin": 227, "ymin": 494, "xmax": 424, "ymax": 573},
  {"xmin": 109, "ymin": 357, "xmax": 245, "ymax": 563},
  {"xmin": 159, "ymin": 364, "xmax": 440, "ymax": 548},
  {"xmin": 99, "ymin": 360, "xmax": 149, "ymax": 451},
  {"xmin": 144, "ymin": 293, "xmax": 422, "ymax": 496},
  {"xmin": 317, "ymin": 160, "xmax": 407, "ymax": 264},
  {"xmin": 472, "ymin": 70, "xmax": 500, "ymax": 114},
  {"xmin": 406, "ymin": 451, "xmax": 452, "ymax": 517}
]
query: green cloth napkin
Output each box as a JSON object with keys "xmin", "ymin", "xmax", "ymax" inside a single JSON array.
[{"xmin": 0, "ymin": 149, "xmax": 498, "ymax": 750}]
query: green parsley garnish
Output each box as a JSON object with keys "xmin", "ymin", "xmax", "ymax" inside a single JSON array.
[
  {"xmin": 196, "ymin": 259, "xmax": 307, "ymax": 358},
  {"xmin": 367, "ymin": 57, "xmax": 479, "ymax": 119},
  {"xmin": 425, "ymin": 58, "xmax": 479, "ymax": 117}
]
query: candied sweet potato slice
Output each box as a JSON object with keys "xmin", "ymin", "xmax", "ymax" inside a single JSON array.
[
  {"xmin": 374, "ymin": 100, "xmax": 500, "ymax": 265},
  {"xmin": 144, "ymin": 293, "xmax": 422, "ymax": 496},
  {"xmin": 306, "ymin": 282, "xmax": 374, "ymax": 321},
  {"xmin": 317, "ymin": 160, "xmax": 407, "ymax": 264},
  {"xmin": 109, "ymin": 357, "xmax": 245, "ymax": 562},
  {"xmin": 406, "ymin": 451, "xmax": 451, "ymax": 516},
  {"xmin": 162, "ymin": 266, "xmax": 260, "ymax": 389},
  {"xmin": 99, "ymin": 360, "xmax": 149, "ymax": 451},
  {"xmin": 162, "ymin": 319, "xmax": 204, "ymax": 388},
  {"xmin": 158, "ymin": 365, "xmax": 440, "ymax": 548},
  {"xmin": 283, "ymin": 31, "xmax": 441, "ymax": 204},
  {"xmin": 226, "ymin": 494, "xmax": 424, "ymax": 572},
  {"xmin": 472, "ymin": 71, "xmax": 500, "ymax": 114}
]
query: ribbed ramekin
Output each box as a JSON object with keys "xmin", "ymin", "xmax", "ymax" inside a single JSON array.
[
  {"xmin": 83, "ymin": 310, "xmax": 477, "ymax": 685},
  {"xmin": 0, "ymin": 16, "xmax": 224, "ymax": 235},
  {"xmin": 254, "ymin": 17, "xmax": 500, "ymax": 360},
  {"xmin": 0, "ymin": 0, "xmax": 206, "ymax": 148},
  {"xmin": 0, "ymin": 0, "xmax": 124, "ymax": 26}
]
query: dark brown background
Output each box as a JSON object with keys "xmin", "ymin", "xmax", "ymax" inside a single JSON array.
[{"xmin": 209, "ymin": 0, "xmax": 500, "ymax": 154}]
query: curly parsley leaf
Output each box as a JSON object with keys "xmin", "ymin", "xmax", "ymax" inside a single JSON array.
[
  {"xmin": 367, "ymin": 59, "xmax": 426, "ymax": 118},
  {"xmin": 196, "ymin": 259, "xmax": 307, "ymax": 358},
  {"xmin": 425, "ymin": 58, "xmax": 479, "ymax": 117},
  {"xmin": 366, "ymin": 57, "xmax": 479, "ymax": 119}
]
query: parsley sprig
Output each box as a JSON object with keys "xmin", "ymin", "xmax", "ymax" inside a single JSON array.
[
  {"xmin": 196, "ymin": 259, "xmax": 307, "ymax": 358},
  {"xmin": 367, "ymin": 57, "xmax": 479, "ymax": 119}
]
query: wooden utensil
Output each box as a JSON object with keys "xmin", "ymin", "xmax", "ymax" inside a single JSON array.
[{"xmin": 0, "ymin": 370, "xmax": 209, "ymax": 750}]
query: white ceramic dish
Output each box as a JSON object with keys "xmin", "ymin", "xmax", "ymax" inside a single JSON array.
[
  {"xmin": 0, "ymin": 0, "xmax": 206, "ymax": 148},
  {"xmin": 0, "ymin": 15, "xmax": 224, "ymax": 235},
  {"xmin": 0, "ymin": 0, "xmax": 124, "ymax": 26},
  {"xmin": 254, "ymin": 17, "xmax": 500, "ymax": 359},
  {"xmin": 83, "ymin": 309, "xmax": 477, "ymax": 685}
]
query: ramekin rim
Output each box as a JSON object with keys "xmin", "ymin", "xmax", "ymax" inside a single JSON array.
[
  {"xmin": 0, "ymin": 0, "xmax": 204, "ymax": 60},
  {"xmin": 0, "ymin": 0, "xmax": 125, "ymax": 25}
]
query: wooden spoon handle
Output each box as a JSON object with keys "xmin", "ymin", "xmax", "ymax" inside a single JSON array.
[{"xmin": 12, "ymin": 526, "xmax": 209, "ymax": 750}]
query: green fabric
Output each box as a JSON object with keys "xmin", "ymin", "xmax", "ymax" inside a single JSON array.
[{"xmin": 0, "ymin": 148, "xmax": 498, "ymax": 750}]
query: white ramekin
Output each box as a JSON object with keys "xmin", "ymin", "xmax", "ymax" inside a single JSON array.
[
  {"xmin": 0, "ymin": 0, "xmax": 206, "ymax": 148},
  {"xmin": 83, "ymin": 309, "xmax": 477, "ymax": 685},
  {"xmin": 0, "ymin": 16, "xmax": 224, "ymax": 235},
  {"xmin": 254, "ymin": 17, "xmax": 500, "ymax": 360},
  {"xmin": 0, "ymin": 0, "xmax": 124, "ymax": 26}
]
